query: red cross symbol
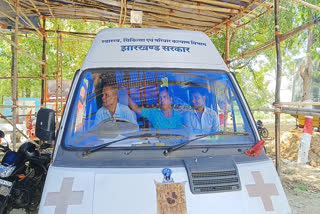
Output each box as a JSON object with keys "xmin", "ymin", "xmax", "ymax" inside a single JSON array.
[
  {"xmin": 44, "ymin": 177, "xmax": 84, "ymax": 214},
  {"xmin": 246, "ymin": 171, "xmax": 279, "ymax": 211}
]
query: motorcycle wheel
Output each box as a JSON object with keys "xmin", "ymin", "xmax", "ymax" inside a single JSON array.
[{"xmin": 261, "ymin": 128, "xmax": 269, "ymax": 138}]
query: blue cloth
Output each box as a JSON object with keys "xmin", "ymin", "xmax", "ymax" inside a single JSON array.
[
  {"xmin": 141, "ymin": 108, "xmax": 182, "ymax": 129},
  {"xmin": 183, "ymin": 107, "xmax": 219, "ymax": 133},
  {"xmin": 95, "ymin": 103, "xmax": 137, "ymax": 126},
  {"xmin": 84, "ymin": 73, "xmax": 97, "ymax": 129}
]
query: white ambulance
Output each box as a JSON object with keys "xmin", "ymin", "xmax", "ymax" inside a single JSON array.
[{"xmin": 37, "ymin": 28, "xmax": 291, "ymax": 214}]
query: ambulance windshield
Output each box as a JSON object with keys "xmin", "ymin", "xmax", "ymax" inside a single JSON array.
[{"xmin": 63, "ymin": 70, "xmax": 255, "ymax": 148}]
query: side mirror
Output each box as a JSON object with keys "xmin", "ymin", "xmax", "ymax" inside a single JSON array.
[
  {"xmin": 0, "ymin": 130, "xmax": 4, "ymax": 138},
  {"xmin": 0, "ymin": 130, "xmax": 9, "ymax": 152},
  {"xmin": 36, "ymin": 108, "xmax": 55, "ymax": 142}
]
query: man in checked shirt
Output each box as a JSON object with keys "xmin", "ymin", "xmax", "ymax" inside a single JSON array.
[{"xmin": 95, "ymin": 85, "xmax": 137, "ymax": 126}]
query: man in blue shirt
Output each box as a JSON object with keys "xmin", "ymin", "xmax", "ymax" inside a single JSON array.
[
  {"xmin": 184, "ymin": 89, "xmax": 219, "ymax": 133},
  {"xmin": 129, "ymin": 87, "xmax": 182, "ymax": 128},
  {"xmin": 95, "ymin": 85, "xmax": 137, "ymax": 126}
]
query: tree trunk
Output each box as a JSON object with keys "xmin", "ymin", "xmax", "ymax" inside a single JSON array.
[{"xmin": 297, "ymin": 25, "xmax": 314, "ymax": 164}]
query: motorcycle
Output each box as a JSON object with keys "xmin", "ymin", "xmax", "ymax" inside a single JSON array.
[
  {"xmin": 0, "ymin": 130, "xmax": 51, "ymax": 214},
  {"xmin": 256, "ymin": 120, "xmax": 269, "ymax": 138}
]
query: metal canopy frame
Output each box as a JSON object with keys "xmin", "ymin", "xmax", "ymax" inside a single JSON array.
[{"xmin": 3, "ymin": 0, "xmax": 267, "ymax": 32}]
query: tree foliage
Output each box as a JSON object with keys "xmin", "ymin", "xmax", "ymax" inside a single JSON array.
[{"xmin": 211, "ymin": 0, "xmax": 320, "ymax": 108}]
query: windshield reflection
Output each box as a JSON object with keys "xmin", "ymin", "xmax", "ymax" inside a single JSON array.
[{"xmin": 63, "ymin": 70, "xmax": 254, "ymax": 148}]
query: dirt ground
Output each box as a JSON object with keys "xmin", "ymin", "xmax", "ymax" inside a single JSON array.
[{"xmin": 263, "ymin": 120, "xmax": 320, "ymax": 214}]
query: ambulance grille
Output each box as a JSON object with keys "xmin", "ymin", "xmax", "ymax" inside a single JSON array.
[
  {"xmin": 191, "ymin": 170, "xmax": 237, "ymax": 178},
  {"xmin": 192, "ymin": 177, "xmax": 238, "ymax": 185},
  {"xmin": 184, "ymin": 157, "xmax": 241, "ymax": 194},
  {"xmin": 194, "ymin": 184, "xmax": 240, "ymax": 192},
  {"xmin": 190, "ymin": 170, "xmax": 241, "ymax": 194}
]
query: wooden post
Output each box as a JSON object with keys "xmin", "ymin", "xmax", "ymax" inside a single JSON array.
[
  {"xmin": 55, "ymin": 29, "xmax": 60, "ymax": 127},
  {"xmin": 11, "ymin": 0, "xmax": 20, "ymax": 151},
  {"xmin": 292, "ymin": 0, "xmax": 320, "ymax": 12},
  {"xmin": 41, "ymin": 17, "xmax": 47, "ymax": 107},
  {"xmin": 224, "ymin": 22, "xmax": 230, "ymax": 66},
  {"xmin": 60, "ymin": 34, "xmax": 63, "ymax": 113},
  {"xmin": 274, "ymin": 0, "xmax": 282, "ymax": 175}
]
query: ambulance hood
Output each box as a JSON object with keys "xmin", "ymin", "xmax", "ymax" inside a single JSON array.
[
  {"xmin": 81, "ymin": 28, "xmax": 228, "ymax": 71},
  {"xmin": 39, "ymin": 159, "xmax": 291, "ymax": 214}
]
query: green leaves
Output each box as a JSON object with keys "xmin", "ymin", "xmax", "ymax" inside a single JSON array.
[{"xmin": 210, "ymin": 0, "xmax": 320, "ymax": 108}]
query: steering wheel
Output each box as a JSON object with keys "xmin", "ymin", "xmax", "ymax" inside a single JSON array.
[
  {"xmin": 96, "ymin": 117, "xmax": 139, "ymax": 137},
  {"xmin": 99, "ymin": 117, "xmax": 133, "ymax": 124}
]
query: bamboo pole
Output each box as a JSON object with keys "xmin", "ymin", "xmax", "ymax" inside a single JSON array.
[
  {"xmin": 224, "ymin": 22, "xmax": 230, "ymax": 65},
  {"xmin": 18, "ymin": 27, "xmax": 97, "ymax": 37},
  {"xmin": 48, "ymin": 37, "xmax": 94, "ymax": 41},
  {"xmin": 145, "ymin": 19, "xmax": 208, "ymax": 31},
  {"xmin": 153, "ymin": 0, "xmax": 239, "ymax": 13},
  {"xmin": 41, "ymin": 17, "xmax": 47, "ymax": 107},
  {"xmin": 102, "ymin": 0, "xmax": 229, "ymax": 16},
  {"xmin": 281, "ymin": 107, "xmax": 320, "ymax": 114},
  {"xmin": 146, "ymin": 12, "xmax": 219, "ymax": 27},
  {"xmin": 282, "ymin": 110, "xmax": 320, "ymax": 118},
  {"xmin": 59, "ymin": 33, "xmax": 63, "ymax": 114},
  {"xmin": 292, "ymin": 0, "xmax": 320, "ymax": 12},
  {"xmin": 0, "ymin": 75, "xmax": 56, "ymax": 79},
  {"xmin": 40, "ymin": 0, "xmax": 221, "ymax": 21},
  {"xmin": 251, "ymin": 108, "xmax": 275, "ymax": 112},
  {"xmin": 135, "ymin": 1, "xmax": 224, "ymax": 22},
  {"xmin": 251, "ymin": 108, "xmax": 320, "ymax": 117},
  {"xmin": 274, "ymin": 0, "xmax": 282, "ymax": 175},
  {"xmin": 11, "ymin": 0, "xmax": 19, "ymax": 151},
  {"xmin": 39, "ymin": 0, "xmax": 229, "ymax": 23},
  {"xmin": 55, "ymin": 28, "xmax": 60, "ymax": 122},
  {"xmin": 3, "ymin": 114, "xmax": 36, "ymax": 117},
  {"xmin": 18, "ymin": 26, "xmax": 96, "ymax": 39},
  {"xmin": 0, "ymin": 105, "xmax": 42, "ymax": 108},
  {"xmin": 119, "ymin": 0, "xmax": 124, "ymax": 26},
  {"xmin": 97, "ymin": 0, "xmax": 229, "ymax": 20},
  {"xmin": 279, "ymin": 102, "xmax": 320, "ymax": 106},
  {"xmin": 152, "ymin": 1, "xmax": 229, "ymax": 18},
  {"xmin": 191, "ymin": 0, "xmax": 241, "ymax": 9}
]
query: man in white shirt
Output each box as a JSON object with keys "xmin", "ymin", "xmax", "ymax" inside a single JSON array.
[
  {"xmin": 95, "ymin": 85, "xmax": 137, "ymax": 125},
  {"xmin": 183, "ymin": 89, "xmax": 219, "ymax": 133}
]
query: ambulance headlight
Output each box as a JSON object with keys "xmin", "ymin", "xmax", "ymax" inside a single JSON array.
[{"xmin": 0, "ymin": 165, "xmax": 16, "ymax": 177}]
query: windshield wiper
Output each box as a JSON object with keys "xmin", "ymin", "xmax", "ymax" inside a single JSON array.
[
  {"xmin": 163, "ymin": 131, "xmax": 250, "ymax": 156},
  {"xmin": 82, "ymin": 133, "xmax": 185, "ymax": 157}
]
